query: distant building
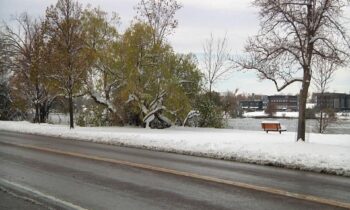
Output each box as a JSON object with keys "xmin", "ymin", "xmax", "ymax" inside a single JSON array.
[
  {"xmin": 268, "ymin": 95, "xmax": 298, "ymax": 111},
  {"xmin": 314, "ymin": 93, "xmax": 350, "ymax": 111},
  {"xmin": 261, "ymin": 95, "xmax": 269, "ymax": 109},
  {"xmin": 239, "ymin": 100, "xmax": 263, "ymax": 111}
]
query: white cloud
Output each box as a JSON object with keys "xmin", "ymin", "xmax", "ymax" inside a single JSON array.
[
  {"xmin": 0, "ymin": 0, "xmax": 348, "ymax": 95},
  {"xmin": 178, "ymin": 0, "xmax": 255, "ymax": 12}
]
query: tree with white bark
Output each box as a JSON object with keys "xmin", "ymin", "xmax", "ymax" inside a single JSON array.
[{"xmin": 238, "ymin": 0, "xmax": 350, "ymax": 141}]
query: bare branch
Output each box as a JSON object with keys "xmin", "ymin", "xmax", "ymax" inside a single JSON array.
[
  {"xmin": 237, "ymin": 0, "xmax": 350, "ymax": 140},
  {"xmin": 202, "ymin": 33, "xmax": 232, "ymax": 93}
]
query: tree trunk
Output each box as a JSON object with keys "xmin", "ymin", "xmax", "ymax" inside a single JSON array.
[
  {"xmin": 40, "ymin": 102, "xmax": 49, "ymax": 123},
  {"xmin": 208, "ymin": 82, "xmax": 212, "ymax": 100},
  {"xmin": 69, "ymin": 93, "xmax": 74, "ymax": 129},
  {"xmin": 41, "ymin": 110, "xmax": 47, "ymax": 123},
  {"xmin": 297, "ymin": 76, "xmax": 311, "ymax": 141},
  {"xmin": 34, "ymin": 103, "xmax": 39, "ymax": 123},
  {"xmin": 104, "ymin": 75, "xmax": 110, "ymax": 125},
  {"xmin": 319, "ymin": 111, "xmax": 323, "ymax": 133}
]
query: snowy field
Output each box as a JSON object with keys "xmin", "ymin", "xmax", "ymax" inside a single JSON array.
[{"xmin": 1, "ymin": 121, "xmax": 350, "ymax": 176}]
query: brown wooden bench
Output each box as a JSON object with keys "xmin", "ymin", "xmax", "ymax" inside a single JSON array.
[{"xmin": 261, "ymin": 121, "xmax": 286, "ymax": 134}]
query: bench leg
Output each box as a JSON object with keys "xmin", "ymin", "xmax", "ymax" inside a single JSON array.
[
  {"xmin": 266, "ymin": 130, "xmax": 268, "ymax": 133},
  {"xmin": 279, "ymin": 130, "xmax": 281, "ymax": 134}
]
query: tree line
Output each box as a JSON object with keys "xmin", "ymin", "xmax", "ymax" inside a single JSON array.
[
  {"xmin": 1, "ymin": 0, "xmax": 349, "ymax": 142},
  {"xmin": 0, "ymin": 0, "xmax": 233, "ymax": 129}
]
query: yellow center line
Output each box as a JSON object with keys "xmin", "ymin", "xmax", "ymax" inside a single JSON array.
[{"xmin": 3, "ymin": 141, "xmax": 350, "ymax": 209}]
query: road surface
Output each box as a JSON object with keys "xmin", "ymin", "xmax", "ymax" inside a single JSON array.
[{"xmin": 0, "ymin": 130, "xmax": 349, "ymax": 210}]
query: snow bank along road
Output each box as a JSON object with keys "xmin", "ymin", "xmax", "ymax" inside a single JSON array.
[
  {"xmin": 1, "ymin": 131, "xmax": 350, "ymax": 209},
  {"xmin": 0, "ymin": 121, "xmax": 350, "ymax": 176}
]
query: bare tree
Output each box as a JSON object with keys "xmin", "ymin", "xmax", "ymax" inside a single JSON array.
[
  {"xmin": 312, "ymin": 59, "xmax": 337, "ymax": 95},
  {"xmin": 238, "ymin": 0, "xmax": 350, "ymax": 141},
  {"xmin": 135, "ymin": 0, "xmax": 182, "ymax": 45},
  {"xmin": 203, "ymin": 34, "xmax": 232, "ymax": 96},
  {"xmin": 312, "ymin": 58, "xmax": 338, "ymax": 133}
]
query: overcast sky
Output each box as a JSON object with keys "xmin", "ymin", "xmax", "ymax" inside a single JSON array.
[{"xmin": 1, "ymin": 0, "xmax": 349, "ymax": 95}]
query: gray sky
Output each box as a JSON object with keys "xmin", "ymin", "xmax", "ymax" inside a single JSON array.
[{"xmin": 1, "ymin": 0, "xmax": 349, "ymax": 95}]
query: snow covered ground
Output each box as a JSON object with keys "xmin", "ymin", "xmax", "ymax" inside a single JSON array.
[
  {"xmin": 243, "ymin": 110, "xmax": 350, "ymax": 120},
  {"xmin": 1, "ymin": 121, "xmax": 349, "ymax": 176},
  {"xmin": 227, "ymin": 118, "xmax": 350, "ymax": 134},
  {"xmin": 337, "ymin": 112, "xmax": 350, "ymax": 120},
  {"xmin": 242, "ymin": 111, "xmax": 299, "ymax": 118}
]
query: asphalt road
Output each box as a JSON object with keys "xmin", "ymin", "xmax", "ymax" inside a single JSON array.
[
  {"xmin": 0, "ymin": 187, "xmax": 49, "ymax": 210},
  {"xmin": 0, "ymin": 130, "xmax": 349, "ymax": 210}
]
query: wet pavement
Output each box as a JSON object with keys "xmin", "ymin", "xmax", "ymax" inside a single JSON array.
[
  {"xmin": 0, "ymin": 187, "xmax": 49, "ymax": 210},
  {"xmin": 0, "ymin": 130, "xmax": 349, "ymax": 210}
]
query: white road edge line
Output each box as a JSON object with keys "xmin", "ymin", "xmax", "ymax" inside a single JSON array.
[{"xmin": 0, "ymin": 178, "xmax": 88, "ymax": 210}]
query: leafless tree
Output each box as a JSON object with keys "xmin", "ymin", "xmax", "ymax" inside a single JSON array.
[
  {"xmin": 238, "ymin": 0, "xmax": 350, "ymax": 141},
  {"xmin": 203, "ymin": 34, "xmax": 232, "ymax": 96},
  {"xmin": 312, "ymin": 59, "xmax": 337, "ymax": 96},
  {"xmin": 135, "ymin": 0, "xmax": 182, "ymax": 45},
  {"xmin": 312, "ymin": 58, "xmax": 338, "ymax": 133}
]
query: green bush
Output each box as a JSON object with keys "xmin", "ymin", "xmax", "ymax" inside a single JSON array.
[{"xmin": 195, "ymin": 94, "xmax": 224, "ymax": 128}]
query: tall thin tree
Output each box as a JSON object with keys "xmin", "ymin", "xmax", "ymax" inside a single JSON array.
[
  {"xmin": 312, "ymin": 58, "xmax": 338, "ymax": 133},
  {"xmin": 203, "ymin": 34, "xmax": 232, "ymax": 96}
]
